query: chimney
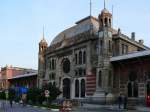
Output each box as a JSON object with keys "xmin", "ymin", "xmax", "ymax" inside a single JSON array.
[
  {"xmin": 139, "ymin": 39, "xmax": 144, "ymax": 45},
  {"xmin": 118, "ymin": 28, "xmax": 121, "ymax": 35},
  {"xmin": 131, "ymin": 32, "xmax": 135, "ymax": 41}
]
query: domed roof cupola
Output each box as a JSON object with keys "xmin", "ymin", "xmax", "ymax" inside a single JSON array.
[{"xmin": 98, "ymin": 8, "xmax": 112, "ymax": 29}]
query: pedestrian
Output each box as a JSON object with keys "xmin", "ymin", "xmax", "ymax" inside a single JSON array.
[
  {"xmin": 22, "ymin": 94, "xmax": 27, "ymax": 106},
  {"xmin": 9, "ymin": 98, "xmax": 13, "ymax": 108},
  {"xmin": 123, "ymin": 95, "xmax": 127, "ymax": 109},
  {"xmin": 118, "ymin": 93, "xmax": 122, "ymax": 109}
]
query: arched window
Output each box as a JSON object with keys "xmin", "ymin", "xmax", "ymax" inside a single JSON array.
[
  {"xmin": 53, "ymin": 81, "xmax": 56, "ymax": 86},
  {"xmin": 83, "ymin": 51, "xmax": 86, "ymax": 64},
  {"xmin": 50, "ymin": 60, "xmax": 51, "ymax": 70},
  {"xmin": 54, "ymin": 59, "xmax": 56, "ymax": 69},
  {"xmin": 53, "ymin": 73, "xmax": 55, "ymax": 80},
  {"xmin": 98, "ymin": 71, "xmax": 102, "ymax": 87},
  {"xmin": 79, "ymin": 51, "xmax": 82, "ymax": 64},
  {"xmin": 109, "ymin": 18, "xmax": 111, "ymax": 26},
  {"xmin": 75, "ymin": 70, "xmax": 78, "ymax": 76},
  {"xmin": 81, "ymin": 79, "xmax": 85, "ymax": 97},
  {"xmin": 101, "ymin": 19, "xmax": 103, "ymax": 26},
  {"xmin": 75, "ymin": 53, "xmax": 77, "ymax": 64},
  {"xmin": 52, "ymin": 59, "xmax": 55, "ymax": 70},
  {"xmin": 49, "ymin": 74, "xmax": 51, "ymax": 80},
  {"xmin": 108, "ymin": 40, "xmax": 111, "ymax": 52},
  {"xmin": 108, "ymin": 71, "xmax": 112, "ymax": 86},
  {"xmin": 100, "ymin": 40, "xmax": 103, "ymax": 55},
  {"xmin": 75, "ymin": 79, "xmax": 79, "ymax": 97},
  {"xmin": 83, "ymin": 69, "xmax": 86, "ymax": 76},
  {"xmin": 79, "ymin": 69, "xmax": 82, "ymax": 76},
  {"xmin": 104, "ymin": 18, "xmax": 108, "ymax": 27}
]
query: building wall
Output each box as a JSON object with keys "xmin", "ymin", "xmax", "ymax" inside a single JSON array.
[
  {"xmin": 112, "ymin": 57, "xmax": 150, "ymax": 101},
  {"xmin": 8, "ymin": 76, "xmax": 37, "ymax": 88},
  {"xmin": 0, "ymin": 66, "xmax": 37, "ymax": 90},
  {"xmin": 113, "ymin": 36, "xmax": 145, "ymax": 56}
]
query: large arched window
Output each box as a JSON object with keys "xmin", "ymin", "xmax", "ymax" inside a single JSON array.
[
  {"xmin": 81, "ymin": 79, "xmax": 85, "ymax": 97},
  {"xmin": 79, "ymin": 51, "xmax": 82, "ymax": 64},
  {"xmin": 49, "ymin": 60, "xmax": 52, "ymax": 70},
  {"xmin": 52, "ymin": 59, "xmax": 55, "ymax": 70},
  {"xmin": 54, "ymin": 59, "xmax": 56, "ymax": 69},
  {"xmin": 83, "ymin": 51, "xmax": 86, "ymax": 64},
  {"xmin": 108, "ymin": 71, "xmax": 112, "ymax": 86},
  {"xmin": 98, "ymin": 71, "xmax": 102, "ymax": 87},
  {"xmin": 75, "ymin": 53, "xmax": 78, "ymax": 64},
  {"xmin": 75, "ymin": 79, "xmax": 79, "ymax": 97}
]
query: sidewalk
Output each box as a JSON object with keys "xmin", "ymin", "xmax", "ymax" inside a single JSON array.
[
  {"xmin": 136, "ymin": 105, "xmax": 150, "ymax": 112},
  {"xmin": 72, "ymin": 103, "xmax": 127, "ymax": 111},
  {"xmin": 73, "ymin": 103, "xmax": 150, "ymax": 112}
]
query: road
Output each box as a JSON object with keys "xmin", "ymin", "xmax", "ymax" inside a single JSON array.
[
  {"xmin": 0, "ymin": 101, "xmax": 49, "ymax": 112},
  {"xmin": 0, "ymin": 101, "xmax": 143, "ymax": 112}
]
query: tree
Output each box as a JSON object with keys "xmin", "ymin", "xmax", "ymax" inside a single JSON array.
[{"xmin": 42, "ymin": 83, "xmax": 61, "ymax": 103}]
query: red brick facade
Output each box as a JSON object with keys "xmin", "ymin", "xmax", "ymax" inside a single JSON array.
[{"xmin": 111, "ymin": 53, "xmax": 150, "ymax": 102}]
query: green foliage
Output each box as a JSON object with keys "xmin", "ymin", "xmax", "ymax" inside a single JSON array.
[
  {"xmin": 0, "ymin": 91, "xmax": 6, "ymax": 100},
  {"xmin": 42, "ymin": 83, "xmax": 61, "ymax": 103},
  {"xmin": 27, "ymin": 87, "xmax": 44, "ymax": 104},
  {"xmin": 27, "ymin": 83, "xmax": 61, "ymax": 105},
  {"xmin": 8, "ymin": 88, "xmax": 15, "ymax": 100}
]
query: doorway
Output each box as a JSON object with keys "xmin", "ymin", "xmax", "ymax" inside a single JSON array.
[
  {"xmin": 128, "ymin": 71, "xmax": 138, "ymax": 97},
  {"xmin": 63, "ymin": 78, "xmax": 71, "ymax": 99}
]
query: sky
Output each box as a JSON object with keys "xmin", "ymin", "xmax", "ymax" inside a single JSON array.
[{"xmin": 0, "ymin": 0, "xmax": 150, "ymax": 69}]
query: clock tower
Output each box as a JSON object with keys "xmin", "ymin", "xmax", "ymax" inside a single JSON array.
[{"xmin": 93, "ymin": 8, "xmax": 113, "ymax": 103}]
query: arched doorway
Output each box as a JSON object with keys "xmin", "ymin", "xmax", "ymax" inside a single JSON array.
[
  {"xmin": 147, "ymin": 81, "xmax": 150, "ymax": 94},
  {"xmin": 127, "ymin": 71, "xmax": 138, "ymax": 97},
  {"xmin": 63, "ymin": 78, "xmax": 71, "ymax": 99}
]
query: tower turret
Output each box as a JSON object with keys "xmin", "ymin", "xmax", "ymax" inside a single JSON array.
[
  {"xmin": 38, "ymin": 30, "xmax": 48, "ymax": 88},
  {"xmin": 98, "ymin": 8, "xmax": 112, "ymax": 29},
  {"xmin": 92, "ymin": 7, "xmax": 113, "ymax": 103}
]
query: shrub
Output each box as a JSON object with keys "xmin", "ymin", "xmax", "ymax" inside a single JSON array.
[
  {"xmin": 0, "ymin": 91, "xmax": 6, "ymax": 100},
  {"xmin": 42, "ymin": 83, "xmax": 61, "ymax": 103}
]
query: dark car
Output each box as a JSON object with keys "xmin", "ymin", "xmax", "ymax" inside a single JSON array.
[{"xmin": 147, "ymin": 92, "xmax": 150, "ymax": 107}]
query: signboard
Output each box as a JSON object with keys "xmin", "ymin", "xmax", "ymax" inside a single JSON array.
[{"xmin": 45, "ymin": 90, "xmax": 50, "ymax": 97}]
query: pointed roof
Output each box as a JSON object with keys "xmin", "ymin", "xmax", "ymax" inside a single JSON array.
[{"xmin": 39, "ymin": 27, "xmax": 48, "ymax": 44}]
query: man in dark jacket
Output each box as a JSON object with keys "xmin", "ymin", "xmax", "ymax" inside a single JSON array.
[{"xmin": 118, "ymin": 93, "xmax": 122, "ymax": 109}]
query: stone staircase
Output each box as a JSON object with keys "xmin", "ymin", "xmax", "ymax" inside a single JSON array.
[{"xmin": 127, "ymin": 98, "xmax": 138, "ymax": 110}]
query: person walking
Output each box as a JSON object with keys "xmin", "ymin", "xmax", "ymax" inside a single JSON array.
[
  {"xmin": 9, "ymin": 88, "xmax": 15, "ymax": 108},
  {"xmin": 9, "ymin": 98, "xmax": 13, "ymax": 108},
  {"xmin": 118, "ymin": 93, "xmax": 122, "ymax": 109},
  {"xmin": 123, "ymin": 95, "xmax": 127, "ymax": 109}
]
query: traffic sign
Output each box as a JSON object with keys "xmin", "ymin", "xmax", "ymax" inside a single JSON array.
[{"xmin": 44, "ymin": 90, "xmax": 50, "ymax": 98}]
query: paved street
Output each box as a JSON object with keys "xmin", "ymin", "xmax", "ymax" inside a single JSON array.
[
  {"xmin": 0, "ymin": 101, "xmax": 49, "ymax": 112},
  {"xmin": 0, "ymin": 100, "xmax": 149, "ymax": 112},
  {"xmin": 0, "ymin": 101, "xmax": 126, "ymax": 112}
]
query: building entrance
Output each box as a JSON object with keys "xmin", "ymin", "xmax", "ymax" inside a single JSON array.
[
  {"xmin": 147, "ymin": 81, "xmax": 150, "ymax": 94},
  {"xmin": 63, "ymin": 78, "xmax": 71, "ymax": 99},
  {"xmin": 128, "ymin": 71, "xmax": 138, "ymax": 97}
]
